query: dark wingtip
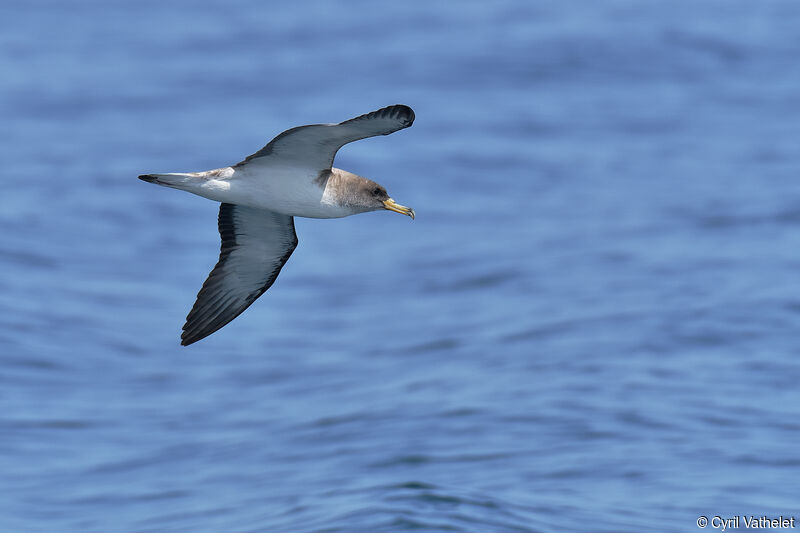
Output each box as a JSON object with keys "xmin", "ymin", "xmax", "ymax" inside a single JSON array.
[
  {"xmin": 389, "ymin": 104, "xmax": 414, "ymax": 127},
  {"xmin": 138, "ymin": 174, "xmax": 158, "ymax": 183},
  {"xmin": 180, "ymin": 330, "xmax": 198, "ymax": 346}
]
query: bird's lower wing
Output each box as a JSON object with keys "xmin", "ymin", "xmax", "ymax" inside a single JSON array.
[
  {"xmin": 181, "ymin": 204, "xmax": 298, "ymax": 346},
  {"xmin": 236, "ymin": 104, "xmax": 415, "ymax": 171}
]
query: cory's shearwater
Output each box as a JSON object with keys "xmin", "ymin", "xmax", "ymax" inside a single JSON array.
[{"xmin": 139, "ymin": 104, "xmax": 415, "ymax": 345}]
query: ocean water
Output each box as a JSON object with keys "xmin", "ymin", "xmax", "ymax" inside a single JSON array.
[{"xmin": 2, "ymin": 1, "xmax": 800, "ymax": 531}]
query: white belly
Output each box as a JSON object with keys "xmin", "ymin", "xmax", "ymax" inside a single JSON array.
[{"xmin": 190, "ymin": 166, "xmax": 349, "ymax": 218}]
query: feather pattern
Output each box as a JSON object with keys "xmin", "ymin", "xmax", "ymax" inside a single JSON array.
[
  {"xmin": 181, "ymin": 203, "xmax": 298, "ymax": 345},
  {"xmin": 236, "ymin": 104, "xmax": 415, "ymax": 171}
]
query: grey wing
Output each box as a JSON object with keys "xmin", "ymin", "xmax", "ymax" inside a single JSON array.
[
  {"xmin": 181, "ymin": 203, "xmax": 298, "ymax": 346},
  {"xmin": 236, "ymin": 104, "xmax": 415, "ymax": 171}
]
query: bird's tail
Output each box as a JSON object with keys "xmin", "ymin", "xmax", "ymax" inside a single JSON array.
[{"xmin": 138, "ymin": 173, "xmax": 197, "ymax": 190}]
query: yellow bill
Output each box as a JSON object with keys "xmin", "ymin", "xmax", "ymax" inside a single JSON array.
[{"xmin": 383, "ymin": 198, "xmax": 415, "ymax": 220}]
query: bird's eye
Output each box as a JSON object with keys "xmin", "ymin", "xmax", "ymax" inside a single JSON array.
[{"xmin": 373, "ymin": 187, "xmax": 382, "ymax": 195}]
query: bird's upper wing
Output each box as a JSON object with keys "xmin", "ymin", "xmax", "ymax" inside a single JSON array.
[
  {"xmin": 236, "ymin": 104, "xmax": 415, "ymax": 171},
  {"xmin": 181, "ymin": 203, "xmax": 298, "ymax": 346}
]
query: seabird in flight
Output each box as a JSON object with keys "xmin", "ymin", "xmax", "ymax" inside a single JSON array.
[{"xmin": 139, "ymin": 104, "xmax": 415, "ymax": 345}]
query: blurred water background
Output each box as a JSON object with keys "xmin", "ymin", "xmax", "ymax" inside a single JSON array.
[{"xmin": 2, "ymin": 1, "xmax": 800, "ymax": 531}]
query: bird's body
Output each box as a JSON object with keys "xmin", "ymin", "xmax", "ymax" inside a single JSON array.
[
  {"xmin": 149, "ymin": 166, "xmax": 377, "ymax": 219},
  {"xmin": 139, "ymin": 104, "xmax": 416, "ymax": 345}
]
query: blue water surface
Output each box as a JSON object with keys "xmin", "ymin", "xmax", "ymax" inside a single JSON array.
[{"xmin": 2, "ymin": 1, "xmax": 800, "ymax": 532}]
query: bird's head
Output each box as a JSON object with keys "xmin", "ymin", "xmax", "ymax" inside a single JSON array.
[
  {"xmin": 365, "ymin": 182, "xmax": 415, "ymax": 220},
  {"xmin": 325, "ymin": 170, "xmax": 415, "ymax": 219}
]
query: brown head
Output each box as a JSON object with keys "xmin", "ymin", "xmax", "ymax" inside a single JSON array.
[{"xmin": 322, "ymin": 168, "xmax": 415, "ymax": 219}]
